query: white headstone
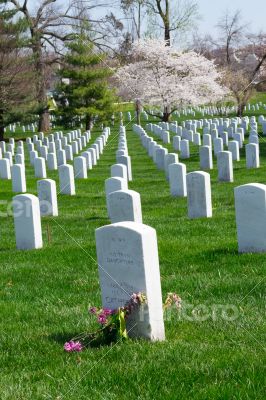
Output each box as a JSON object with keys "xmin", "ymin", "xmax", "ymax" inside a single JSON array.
[
  {"xmin": 200, "ymin": 146, "xmax": 213, "ymax": 170},
  {"xmin": 220, "ymin": 131, "xmax": 228, "ymax": 147},
  {"xmin": 49, "ymin": 142, "xmax": 56, "ymax": 154},
  {"xmin": 96, "ymin": 138, "xmax": 104, "ymax": 154},
  {"xmin": 116, "ymin": 149, "xmax": 128, "ymax": 158},
  {"xmin": 249, "ymin": 134, "xmax": 259, "ymax": 145},
  {"xmin": 162, "ymin": 131, "xmax": 170, "ymax": 144},
  {"xmin": 88, "ymin": 148, "xmax": 97, "ymax": 166},
  {"xmin": 155, "ymin": 147, "xmax": 168, "ymax": 170},
  {"xmin": 7, "ymin": 143, "xmax": 14, "ymax": 156},
  {"xmin": 57, "ymin": 149, "xmax": 66, "ymax": 166},
  {"xmin": 11, "ymin": 164, "xmax": 26, "ymax": 192},
  {"xmin": 72, "ymin": 141, "xmax": 79, "ymax": 155},
  {"xmin": 34, "ymin": 157, "xmax": 47, "ymax": 179},
  {"xmin": 116, "ymin": 155, "xmax": 132, "ymax": 181},
  {"xmin": 81, "ymin": 151, "xmax": 92, "ymax": 170},
  {"xmin": 65, "ymin": 145, "xmax": 73, "ymax": 161},
  {"xmin": 235, "ymin": 183, "xmax": 266, "ymax": 253},
  {"xmin": 95, "ymin": 221, "xmax": 165, "ymax": 341},
  {"xmin": 180, "ymin": 139, "xmax": 190, "ymax": 159},
  {"xmin": 16, "ymin": 146, "xmax": 24, "ymax": 156},
  {"xmin": 58, "ymin": 164, "xmax": 75, "ymax": 195},
  {"xmin": 4, "ymin": 151, "xmax": 13, "ymax": 166},
  {"xmin": 233, "ymin": 132, "xmax": 243, "ymax": 148},
  {"xmin": 173, "ymin": 136, "xmax": 181, "ymax": 151},
  {"xmin": 228, "ymin": 141, "xmax": 240, "ymax": 161},
  {"xmin": 0, "ymin": 159, "xmax": 11, "ymax": 179},
  {"xmin": 74, "ymin": 156, "xmax": 87, "ymax": 179},
  {"xmin": 30, "ymin": 150, "xmax": 38, "ymax": 165},
  {"xmin": 108, "ymin": 190, "xmax": 142, "ymax": 223},
  {"xmin": 203, "ymin": 134, "xmax": 212, "ymax": 147},
  {"xmin": 111, "ymin": 163, "xmax": 128, "ymax": 180},
  {"xmin": 12, "ymin": 194, "xmax": 43, "ymax": 250},
  {"xmin": 0, "ymin": 141, "xmax": 6, "ymax": 153},
  {"xmin": 169, "ymin": 163, "xmax": 187, "ymax": 197},
  {"xmin": 193, "ymin": 132, "xmax": 201, "ymax": 146},
  {"xmin": 15, "ymin": 154, "xmax": 24, "ymax": 165},
  {"xmin": 186, "ymin": 171, "xmax": 212, "ymax": 219},
  {"xmin": 213, "ymin": 137, "xmax": 223, "ymax": 156},
  {"xmin": 105, "ymin": 177, "xmax": 128, "ymax": 199},
  {"xmin": 40, "ymin": 146, "xmax": 48, "ymax": 160},
  {"xmin": 217, "ymin": 151, "xmax": 233, "ymax": 182},
  {"xmin": 37, "ymin": 179, "xmax": 58, "ymax": 216},
  {"xmin": 91, "ymin": 143, "xmax": 100, "ymax": 160},
  {"xmin": 246, "ymin": 143, "xmax": 259, "ymax": 169},
  {"xmin": 164, "ymin": 153, "xmax": 179, "ymax": 180},
  {"xmin": 47, "ymin": 153, "xmax": 57, "ymax": 170}
]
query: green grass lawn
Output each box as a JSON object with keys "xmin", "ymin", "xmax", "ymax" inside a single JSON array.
[{"xmin": 1, "ymin": 102, "xmax": 266, "ymax": 399}]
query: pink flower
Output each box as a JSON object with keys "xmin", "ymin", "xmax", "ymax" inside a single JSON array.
[
  {"xmin": 103, "ymin": 308, "xmax": 113, "ymax": 316},
  {"xmin": 172, "ymin": 294, "xmax": 182, "ymax": 308},
  {"xmin": 98, "ymin": 313, "xmax": 107, "ymax": 325},
  {"xmin": 131, "ymin": 293, "xmax": 138, "ymax": 304},
  {"xmin": 89, "ymin": 307, "xmax": 97, "ymax": 314},
  {"xmin": 64, "ymin": 341, "xmax": 83, "ymax": 352}
]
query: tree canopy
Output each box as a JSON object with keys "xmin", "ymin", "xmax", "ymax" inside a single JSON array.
[{"xmin": 115, "ymin": 39, "xmax": 227, "ymax": 121}]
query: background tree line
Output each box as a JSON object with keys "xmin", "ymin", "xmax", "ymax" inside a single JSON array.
[{"xmin": 0, "ymin": 0, "xmax": 266, "ymax": 140}]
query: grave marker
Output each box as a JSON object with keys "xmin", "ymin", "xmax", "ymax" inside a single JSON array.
[{"xmin": 95, "ymin": 221, "xmax": 165, "ymax": 341}]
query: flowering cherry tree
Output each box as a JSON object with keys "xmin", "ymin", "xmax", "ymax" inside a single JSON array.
[{"xmin": 115, "ymin": 39, "xmax": 228, "ymax": 121}]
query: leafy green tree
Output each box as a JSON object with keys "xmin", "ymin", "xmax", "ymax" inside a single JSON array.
[
  {"xmin": 57, "ymin": 32, "xmax": 116, "ymax": 130},
  {"xmin": 0, "ymin": 7, "xmax": 36, "ymax": 140},
  {"xmin": 0, "ymin": 0, "xmax": 100, "ymax": 132}
]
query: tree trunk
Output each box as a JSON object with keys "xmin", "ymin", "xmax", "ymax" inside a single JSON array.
[
  {"xmin": 0, "ymin": 108, "xmax": 4, "ymax": 141},
  {"xmin": 86, "ymin": 116, "xmax": 93, "ymax": 130},
  {"xmin": 162, "ymin": 105, "xmax": 171, "ymax": 122},
  {"xmin": 34, "ymin": 42, "xmax": 50, "ymax": 133},
  {"xmin": 237, "ymin": 102, "xmax": 245, "ymax": 117},
  {"xmin": 162, "ymin": 112, "xmax": 170, "ymax": 122},
  {"xmin": 136, "ymin": 99, "xmax": 141, "ymax": 125},
  {"xmin": 164, "ymin": 24, "xmax": 170, "ymax": 46},
  {"xmin": 137, "ymin": 3, "xmax": 141, "ymax": 39},
  {"xmin": 39, "ymin": 109, "xmax": 50, "ymax": 132},
  {"xmin": 164, "ymin": 0, "xmax": 170, "ymax": 46}
]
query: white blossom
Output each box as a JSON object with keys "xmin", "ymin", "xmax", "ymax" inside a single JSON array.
[{"xmin": 115, "ymin": 39, "xmax": 228, "ymax": 118}]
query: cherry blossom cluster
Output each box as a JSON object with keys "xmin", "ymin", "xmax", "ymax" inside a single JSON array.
[{"xmin": 115, "ymin": 39, "xmax": 228, "ymax": 115}]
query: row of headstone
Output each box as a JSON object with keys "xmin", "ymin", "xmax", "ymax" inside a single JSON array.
[
  {"xmin": 45, "ymin": 128, "xmax": 110, "ymax": 195},
  {"xmin": 4, "ymin": 122, "xmax": 38, "ymax": 134},
  {"xmin": 95, "ymin": 112, "xmax": 266, "ymax": 347},
  {"xmin": 105, "ymin": 126, "xmax": 141, "ymax": 223},
  {"xmin": 96, "ymin": 128, "xmax": 164, "ymax": 342},
  {"xmin": 0, "ymin": 127, "xmax": 112, "ymax": 198},
  {"xmin": 7, "ymin": 127, "xmax": 111, "ymax": 250},
  {"xmin": 145, "ymin": 116, "xmax": 260, "ymax": 183},
  {"xmin": 139, "ymin": 121, "xmax": 266, "ymax": 257},
  {"xmin": 13, "ymin": 177, "xmax": 58, "ymax": 250},
  {"xmin": 135, "ymin": 119, "xmax": 266, "ymax": 255},
  {"xmin": 150, "ymin": 102, "xmax": 265, "ymax": 120},
  {"xmin": 133, "ymin": 124, "xmax": 213, "ymax": 219},
  {"xmin": 147, "ymin": 114, "xmax": 264, "ymax": 138}
]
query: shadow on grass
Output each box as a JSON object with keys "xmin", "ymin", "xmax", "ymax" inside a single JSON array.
[
  {"xmin": 49, "ymin": 332, "xmax": 120, "ymax": 349},
  {"xmin": 183, "ymin": 247, "xmax": 240, "ymax": 265},
  {"xmin": 50, "ymin": 332, "xmax": 80, "ymax": 344},
  {"xmin": 203, "ymin": 248, "xmax": 239, "ymax": 257},
  {"xmin": 86, "ymin": 216, "xmax": 108, "ymax": 222}
]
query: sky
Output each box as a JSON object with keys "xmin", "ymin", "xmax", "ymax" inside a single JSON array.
[
  {"xmin": 16, "ymin": 0, "xmax": 266, "ymax": 35},
  {"xmin": 92, "ymin": 0, "xmax": 266, "ymax": 37},
  {"xmin": 197, "ymin": 0, "xmax": 265, "ymax": 35}
]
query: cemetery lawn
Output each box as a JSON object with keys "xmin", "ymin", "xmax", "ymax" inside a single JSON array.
[{"xmin": 1, "ymin": 103, "xmax": 266, "ymax": 399}]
